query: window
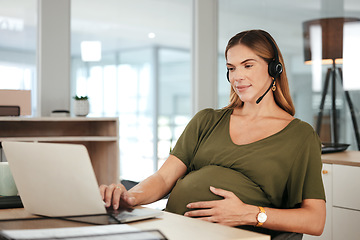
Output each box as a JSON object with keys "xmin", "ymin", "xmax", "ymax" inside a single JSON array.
[
  {"xmin": 218, "ymin": 0, "xmax": 360, "ymax": 150},
  {"xmin": 0, "ymin": 0, "xmax": 37, "ymax": 115},
  {"xmin": 71, "ymin": 0, "xmax": 192, "ymax": 181}
]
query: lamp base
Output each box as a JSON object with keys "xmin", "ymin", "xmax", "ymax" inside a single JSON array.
[{"xmin": 321, "ymin": 142, "xmax": 350, "ymax": 154}]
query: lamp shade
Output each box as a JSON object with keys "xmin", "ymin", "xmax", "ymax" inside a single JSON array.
[{"xmin": 303, "ymin": 17, "xmax": 360, "ymax": 64}]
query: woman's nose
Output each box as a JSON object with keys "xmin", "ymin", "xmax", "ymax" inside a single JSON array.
[{"xmin": 231, "ymin": 69, "xmax": 244, "ymax": 82}]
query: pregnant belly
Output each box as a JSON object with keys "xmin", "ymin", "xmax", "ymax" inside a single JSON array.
[{"xmin": 165, "ymin": 165, "xmax": 271, "ymax": 215}]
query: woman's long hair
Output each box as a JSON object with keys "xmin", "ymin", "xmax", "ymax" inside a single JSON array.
[{"xmin": 224, "ymin": 30, "xmax": 295, "ymax": 116}]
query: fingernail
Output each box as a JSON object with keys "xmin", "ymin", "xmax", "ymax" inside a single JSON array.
[
  {"xmin": 114, "ymin": 204, "xmax": 118, "ymax": 210},
  {"xmin": 186, "ymin": 203, "xmax": 191, "ymax": 208}
]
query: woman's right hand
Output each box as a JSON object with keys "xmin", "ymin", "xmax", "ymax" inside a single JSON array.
[
  {"xmin": 99, "ymin": 183, "xmax": 136, "ymax": 210},
  {"xmin": 99, "ymin": 155, "xmax": 187, "ymax": 210}
]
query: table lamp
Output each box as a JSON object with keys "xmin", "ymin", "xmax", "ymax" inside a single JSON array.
[{"xmin": 303, "ymin": 17, "xmax": 360, "ymax": 151}]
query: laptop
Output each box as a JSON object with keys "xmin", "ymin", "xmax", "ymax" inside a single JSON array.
[{"xmin": 2, "ymin": 141, "xmax": 162, "ymax": 224}]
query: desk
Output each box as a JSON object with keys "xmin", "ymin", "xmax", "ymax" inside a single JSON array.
[
  {"xmin": 321, "ymin": 150, "xmax": 360, "ymax": 166},
  {"xmin": 0, "ymin": 208, "xmax": 269, "ymax": 240}
]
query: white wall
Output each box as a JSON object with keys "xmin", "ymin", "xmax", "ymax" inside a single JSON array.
[{"xmin": 37, "ymin": 0, "xmax": 71, "ymax": 116}]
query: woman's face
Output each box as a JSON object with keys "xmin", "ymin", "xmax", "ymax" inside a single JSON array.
[{"xmin": 226, "ymin": 44, "xmax": 272, "ymax": 103}]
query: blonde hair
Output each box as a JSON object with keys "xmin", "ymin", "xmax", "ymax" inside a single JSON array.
[{"xmin": 224, "ymin": 30, "xmax": 295, "ymax": 116}]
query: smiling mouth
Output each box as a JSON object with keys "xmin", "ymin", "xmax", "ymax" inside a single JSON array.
[{"xmin": 236, "ymin": 85, "xmax": 251, "ymax": 91}]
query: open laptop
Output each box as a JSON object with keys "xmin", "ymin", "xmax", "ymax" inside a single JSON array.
[{"xmin": 2, "ymin": 141, "xmax": 162, "ymax": 224}]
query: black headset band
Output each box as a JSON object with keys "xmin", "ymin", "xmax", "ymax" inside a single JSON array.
[{"xmin": 263, "ymin": 34, "xmax": 279, "ymax": 64}]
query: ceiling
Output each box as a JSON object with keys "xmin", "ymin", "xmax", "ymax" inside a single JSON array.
[{"xmin": 0, "ymin": 0, "xmax": 360, "ymax": 59}]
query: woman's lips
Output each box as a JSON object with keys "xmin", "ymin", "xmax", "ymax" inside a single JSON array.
[{"xmin": 236, "ymin": 85, "xmax": 251, "ymax": 92}]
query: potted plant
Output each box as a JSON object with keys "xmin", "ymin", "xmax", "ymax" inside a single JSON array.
[{"xmin": 73, "ymin": 95, "xmax": 89, "ymax": 116}]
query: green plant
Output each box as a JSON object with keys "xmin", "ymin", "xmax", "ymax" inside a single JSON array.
[{"xmin": 73, "ymin": 95, "xmax": 88, "ymax": 100}]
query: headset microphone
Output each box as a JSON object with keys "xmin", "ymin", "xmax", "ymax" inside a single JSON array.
[{"xmin": 256, "ymin": 77, "xmax": 276, "ymax": 104}]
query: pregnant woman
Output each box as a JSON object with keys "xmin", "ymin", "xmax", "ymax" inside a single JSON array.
[{"xmin": 100, "ymin": 29, "xmax": 326, "ymax": 240}]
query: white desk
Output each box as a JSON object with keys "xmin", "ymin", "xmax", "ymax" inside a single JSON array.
[{"xmin": 0, "ymin": 208, "xmax": 269, "ymax": 240}]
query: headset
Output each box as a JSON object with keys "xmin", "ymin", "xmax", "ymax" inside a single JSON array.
[
  {"xmin": 265, "ymin": 34, "xmax": 283, "ymax": 79},
  {"xmin": 226, "ymin": 32, "xmax": 283, "ymax": 104}
]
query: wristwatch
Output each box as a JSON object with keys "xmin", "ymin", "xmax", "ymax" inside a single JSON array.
[{"xmin": 256, "ymin": 206, "xmax": 267, "ymax": 227}]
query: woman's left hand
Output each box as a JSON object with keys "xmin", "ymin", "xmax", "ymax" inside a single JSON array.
[{"xmin": 184, "ymin": 186, "xmax": 258, "ymax": 226}]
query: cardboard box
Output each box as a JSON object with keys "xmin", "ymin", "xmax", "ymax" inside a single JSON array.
[{"xmin": 0, "ymin": 90, "xmax": 31, "ymax": 116}]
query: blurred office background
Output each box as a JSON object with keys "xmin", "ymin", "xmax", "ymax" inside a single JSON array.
[{"xmin": 0, "ymin": 0, "xmax": 359, "ymax": 181}]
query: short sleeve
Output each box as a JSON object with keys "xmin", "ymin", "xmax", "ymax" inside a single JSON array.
[
  {"xmin": 170, "ymin": 109, "xmax": 212, "ymax": 167},
  {"xmin": 286, "ymin": 129, "xmax": 326, "ymax": 208}
]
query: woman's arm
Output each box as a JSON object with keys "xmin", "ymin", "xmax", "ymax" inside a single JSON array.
[
  {"xmin": 185, "ymin": 187, "xmax": 326, "ymax": 236},
  {"xmin": 100, "ymin": 154, "xmax": 187, "ymax": 209},
  {"xmin": 263, "ymin": 198, "xmax": 326, "ymax": 235}
]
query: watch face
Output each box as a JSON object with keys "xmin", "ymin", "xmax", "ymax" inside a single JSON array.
[{"xmin": 258, "ymin": 212, "xmax": 267, "ymax": 223}]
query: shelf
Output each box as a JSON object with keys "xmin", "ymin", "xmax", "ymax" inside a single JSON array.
[
  {"xmin": 0, "ymin": 136, "xmax": 119, "ymax": 142},
  {"xmin": 0, "ymin": 117, "xmax": 119, "ymax": 185},
  {"xmin": 0, "ymin": 117, "xmax": 118, "ymax": 138},
  {"xmin": 0, "ymin": 116, "xmax": 119, "ymax": 121}
]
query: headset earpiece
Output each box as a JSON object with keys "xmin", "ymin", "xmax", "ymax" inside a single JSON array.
[
  {"xmin": 226, "ymin": 69, "xmax": 230, "ymax": 82},
  {"xmin": 268, "ymin": 61, "xmax": 283, "ymax": 78}
]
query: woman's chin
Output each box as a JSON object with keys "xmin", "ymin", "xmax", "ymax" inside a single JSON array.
[{"xmin": 238, "ymin": 95, "xmax": 254, "ymax": 103}]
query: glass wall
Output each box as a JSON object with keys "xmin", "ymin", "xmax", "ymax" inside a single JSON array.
[
  {"xmin": 218, "ymin": 0, "xmax": 360, "ymax": 151},
  {"xmin": 0, "ymin": 0, "xmax": 37, "ymax": 115},
  {"xmin": 158, "ymin": 48, "xmax": 192, "ymax": 167},
  {"xmin": 71, "ymin": 0, "xmax": 192, "ymax": 181},
  {"xmin": 4, "ymin": 0, "xmax": 358, "ymax": 181}
]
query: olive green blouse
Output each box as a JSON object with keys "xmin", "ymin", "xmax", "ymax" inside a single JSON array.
[{"xmin": 166, "ymin": 108, "xmax": 325, "ymax": 215}]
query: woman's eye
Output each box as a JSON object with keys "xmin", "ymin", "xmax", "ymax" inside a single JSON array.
[
  {"xmin": 227, "ymin": 67, "xmax": 234, "ymax": 71},
  {"xmin": 245, "ymin": 64, "xmax": 253, "ymax": 68}
]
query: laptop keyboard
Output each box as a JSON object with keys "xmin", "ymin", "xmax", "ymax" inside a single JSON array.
[
  {"xmin": 112, "ymin": 211, "xmax": 136, "ymax": 221},
  {"xmin": 0, "ymin": 196, "xmax": 23, "ymax": 209}
]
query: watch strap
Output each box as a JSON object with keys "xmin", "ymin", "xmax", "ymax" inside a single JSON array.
[{"xmin": 256, "ymin": 206, "xmax": 266, "ymax": 227}]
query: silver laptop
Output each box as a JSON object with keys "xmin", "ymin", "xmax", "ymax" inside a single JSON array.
[{"xmin": 2, "ymin": 141, "xmax": 162, "ymax": 223}]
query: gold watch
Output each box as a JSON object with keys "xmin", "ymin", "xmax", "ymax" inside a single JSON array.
[{"xmin": 256, "ymin": 206, "xmax": 267, "ymax": 227}]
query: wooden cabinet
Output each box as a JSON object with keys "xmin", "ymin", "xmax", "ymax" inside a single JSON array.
[
  {"xmin": 0, "ymin": 117, "xmax": 119, "ymax": 185},
  {"xmin": 304, "ymin": 152, "xmax": 360, "ymax": 240}
]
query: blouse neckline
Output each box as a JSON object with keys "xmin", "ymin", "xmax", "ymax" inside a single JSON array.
[{"xmin": 225, "ymin": 108, "xmax": 300, "ymax": 147}]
